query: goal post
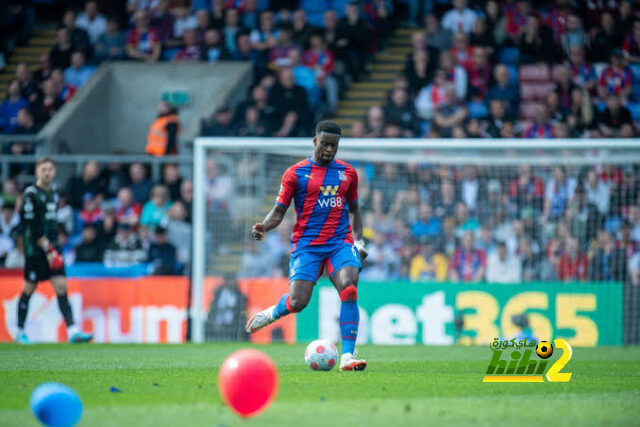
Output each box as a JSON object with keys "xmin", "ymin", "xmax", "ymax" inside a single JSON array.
[{"xmin": 191, "ymin": 138, "xmax": 640, "ymax": 344}]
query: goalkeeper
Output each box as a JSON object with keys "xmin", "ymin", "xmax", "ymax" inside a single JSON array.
[{"xmin": 15, "ymin": 157, "xmax": 93, "ymax": 344}]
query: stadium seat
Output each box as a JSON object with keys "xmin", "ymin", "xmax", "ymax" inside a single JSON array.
[
  {"xmin": 300, "ymin": 0, "xmax": 331, "ymax": 27},
  {"xmin": 499, "ymin": 47, "xmax": 520, "ymax": 65},
  {"xmin": 627, "ymin": 102, "xmax": 640, "ymax": 122},
  {"xmin": 507, "ymin": 65, "xmax": 519, "ymax": 84},
  {"xmin": 521, "ymin": 82, "xmax": 556, "ymax": 101},
  {"xmin": 468, "ymin": 101, "xmax": 489, "ymax": 119},
  {"xmin": 519, "ymin": 64, "xmax": 551, "ymax": 82},
  {"xmin": 520, "ymin": 101, "xmax": 541, "ymax": 120}
]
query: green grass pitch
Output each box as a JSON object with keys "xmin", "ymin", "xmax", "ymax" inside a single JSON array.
[{"xmin": 0, "ymin": 343, "xmax": 639, "ymax": 427}]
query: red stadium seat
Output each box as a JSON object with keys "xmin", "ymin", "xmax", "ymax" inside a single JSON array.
[{"xmin": 519, "ymin": 64, "xmax": 551, "ymax": 82}]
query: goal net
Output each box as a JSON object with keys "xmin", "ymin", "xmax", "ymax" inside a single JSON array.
[{"xmin": 191, "ymin": 138, "xmax": 640, "ymax": 346}]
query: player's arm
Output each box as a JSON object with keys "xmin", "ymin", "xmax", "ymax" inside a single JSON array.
[
  {"xmin": 348, "ymin": 201, "xmax": 368, "ymax": 261},
  {"xmin": 252, "ymin": 204, "xmax": 288, "ymax": 241},
  {"xmin": 253, "ymin": 167, "xmax": 295, "ymax": 241},
  {"xmin": 22, "ymin": 190, "xmax": 63, "ymax": 268}
]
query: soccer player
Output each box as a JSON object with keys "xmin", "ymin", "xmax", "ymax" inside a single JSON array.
[
  {"xmin": 245, "ymin": 120, "xmax": 368, "ymax": 371},
  {"xmin": 15, "ymin": 157, "xmax": 93, "ymax": 344}
]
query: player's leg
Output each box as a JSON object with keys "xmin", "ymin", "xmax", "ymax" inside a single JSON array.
[
  {"xmin": 246, "ymin": 249, "xmax": 322, "ymax": 334},
  {"xmin": 328, "ymin": 244, "xmax": 366, "ymax": 371},
  {"xmin": 50, "ymin": 275, "xmax": 93, "ymax": 343},
  {"xmin": 15, "ymin": 278, "xmax": 37, "ymax": 344}
]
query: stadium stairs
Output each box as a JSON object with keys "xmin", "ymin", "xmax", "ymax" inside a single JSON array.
[
  {"xmin": 333, "ymin": 28, "xmax": 414, "ymax": 136},
  {"xmin": 0, "ymin": 25, "xmax": 56, "ymax": 99}
]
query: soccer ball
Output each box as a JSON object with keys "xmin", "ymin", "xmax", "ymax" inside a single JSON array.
[
  {"xmin": 536, "ymin": 341, "xmax": 554, "ymax": 359},
  {"xmin": 305, "ymin": 339, "xmax": 338, "ymax": 371}
]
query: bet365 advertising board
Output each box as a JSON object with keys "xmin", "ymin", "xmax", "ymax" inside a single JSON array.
[{"xmin": 296, "ymin": 281, "xmax": 623, "ymax": 347}]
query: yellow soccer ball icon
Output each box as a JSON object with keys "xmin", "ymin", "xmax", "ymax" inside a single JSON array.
[{"xmin": 536, "ymin": 341, "xmax": 554, "ymax": 359}]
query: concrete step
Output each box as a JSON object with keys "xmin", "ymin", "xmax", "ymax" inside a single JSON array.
[
  {"xmin": 351, "ymin": 81, "xmax": 394, "ymax": 90},
  {"xmin": 370, "ymin": 62, "xmax": 404, "ymax": 71},
  {"xmin": 13, "ymin": 46, "xmax": 49, "ymax": 54},
  {"xmin": 338, "ymin": 99, "xmax": 383, "ymax": 108},
  {"xmin": 335, "ymin": 107, "xmax": 367, "ymax": 117},
  {"xmin": 3, "ymin": 63, "xmax": 39, "ymax": 73},
  {"xmin": 332, "ymin": 118, "xmax": 356, "ymax": 127},
  {"xmin": 344, "ymin": 89, "xmax": 388, "ymax": 99},
  {"xmin": 9, "ymin": 54, "xmax": 42, "ymax": 63},
  {"xmin": 28, "ymin": 37, "xmax": 54, "ymax": 47}
]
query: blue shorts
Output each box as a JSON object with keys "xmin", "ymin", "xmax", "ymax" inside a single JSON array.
[{"xmin": 289, "ymin": 242, "xmax": 362, "ymax": 283}]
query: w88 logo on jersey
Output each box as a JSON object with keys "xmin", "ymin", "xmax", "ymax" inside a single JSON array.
[{"xmin": 317, "ymin": 196, "xmax": 343, "ymax": 208}]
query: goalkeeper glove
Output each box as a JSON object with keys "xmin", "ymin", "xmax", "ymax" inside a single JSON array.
[
  {"xmin": 43, "ymin": 242, "xmax": 64, "ymax": 270},
  {"xmin": 354, "ymin": 239, "xmax": 368, "ymax": 261}
]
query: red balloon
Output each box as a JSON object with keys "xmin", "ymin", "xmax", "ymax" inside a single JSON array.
[{"xmin": 218, "ymin": 349, "xmax": 279, "ymax": 418}]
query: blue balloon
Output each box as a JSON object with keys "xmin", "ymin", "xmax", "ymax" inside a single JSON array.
[{"xmin": 30, "ymin": 383, "xmax": 83, "ymax": 427}]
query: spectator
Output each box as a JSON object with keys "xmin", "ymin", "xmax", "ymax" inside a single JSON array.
[
  {"xmin": 0, "ymin": 80, "xmax": 28, "ymax": 133},
  {"xmin": 194, "ymin": 9, "xmax": 211, "ymax": 43},
  {"xmin": 126, "ymin": 10, "xmax": 161, "ymax": 62},
  {"xmin": 383, "ymin": 87, "xmax": 420, "ymax": 137},
  {"xmin": 433, "ymin": 179, "xmax": 458, "ymax": 219},
  {"xmin": 415, "ymin": 69, "xmax": 449, "ymax": 120},
  {"xmin": 520, "ymin": 237, "xmax": 542, "ymax": 282},
  {"xmin": 250, "ymin": 10, "xmax": 278, "ymax": 60},
  {"xmin": 150, "ymin": 0, "xmax": 174, "ymax": 45},
  {"xmin": 148, "ymin": 226, "xmax": 179, "ymax": 275},
  {"xmin": 439, "ymin": 51, "xmax": 467, "ymax": 100},
  {"xmin": 238, "ymin": 240, "xmax": 274, "ymax": 277},
  {"xmin": 14, "ymin": 63, "xmax": 38, "ymax": 102},
  {"xmin": 172, "ymin": 3, "xmax": 197, "ymax": 42},
  {"xmin": 161, "ymin": 163, "xmax": 182, "ymax": 201},
  {"xmin": 467, "ymin": 47, "xmax": 491, "ymax": 99},
  {"xmin": 433, "ymin": 84, "xmax": 468, "ymax": 137},
  {"xmin": 595, "ymin": 94, "xmax": 635, "ymax": 138},
  {"xmin": 405, "ymin": 48, "xmax": 434, "ymax": 96},
  {"xmin": 163, "ymin": 201, "xmax": 191, "ymax": 266},
  {"xmin": 241, "ymin": 0, "xmax": 259, "ymax": 29},
  {"xmin": 288, "ymin": 49, "xmax": 319, "ymax": 108},
  {"xmin": 145, "ymin": 101, "xmax": 180, "ymax": 156},
  {"xmin": 588, "ymin": 231, "xmax": 627, "ymax": 282},
  {"xmin": 49, "ymin": 28, "xmax": 73, "ymax": 70},
  {"xmin": 441, "ymin": 0, "xmax": 476, "ymax": 35},
  {"xmin": 589, "ymin": 12, "xmax": 619, "ymax": 63},
  {"xmin": 4, "ymin": 235, "xmax": 25, "ymax": 269},
  {"xmin": 360, "ymin": 232, "xmax": 401, "ymax": 280},
  {"xmin": 62, "ymin": 9, "xmax": 91, "ymax": 58},
  {"xmin": 269, "ymin": 24, "xmax": 298, "ymax": 68},
  {"xmin": 66, "ymin": 160, "xmax": 103, "ymax": 209},
  {"xmin": 567, "ymin": 87, "xmax": 594, "ymax": 137},
  {"xmin": 484, "ymin": 99, "xmax": 507, "ymax": 138},
  {"xmin": 364, "ymin": 105, "xmax": 385, "ymax": 137},
  {"xmin": 523, "ymin": 105, "xmax": 555, "ymax": 138},
  {"xmin": 75, "ymin": 0, "xmax": 107, "ymax": 45},
  {"xmin": 292, "ymin": 9, "xmax": 312, "ymax": 49},
  {"xmin": 584, "ymin": 169, "xmax": 610, "ymax": 216},
  {"xmin": 129, "ymin": 162, "xmax": 153, "ymax": 204},
  {"xmin": 469, "ymin": 16, "xmax": 495, "ymax": 51},
  {"xmin": 303, "ymin": 32, "xmax": 338, "ymax": 114},
  {"xmin": 64, "ymin": 52, "xmax": 95, "ymax": 90},
  {"xmin": 103, "ymin": 223, "xmax": 147, "ymax": 266},
  {"xmin": 622, "ymin": 20, "xmax": 640, "ymax": 63},
  {"xmin": 201, "ymin": 29, "xmax": 226, "ymax": 62},
  {"xmin": 237, "ymin": 105, "xmax": 267, "ymax": 137},
  {"xmin": 569, "ymin": 46, "xmax": 597, "ymax": 95},
  {"xmin": 454, "ymin": 201, "xmax": 480, "ymax": 237},
  {"xmin": 544, "ymin": 166, "xmax": 577, "ymax": 222},
  {"xmin": 202, "ymin": 106, "xmax": 235, "ymax": 136},
  {"xmin": 409, "ymin": 241, "xmax": 448, "ymax": 282},
  {"xmin": 509, "ymin": 165, "xmax": 545, "ymax": 217},
  {"xmin": 223, "ymin": 8, "xmax": 243, "ymax": 56},
  {"xmin": 487, "ymin": 64, "xmax": 519, "ymax": 118},
  {"xmin": 78, "ymin": 192, "xmax": 104, "ymax": 228},
  {"xmin": 410, "ymin": 202, "xmax": 441, "ymax": 241},
  {"xmin": 179, "ymin": 179, "xmax": 193, "ymax": 221},
  {"xmin": 560, "ymin": 14, "xmax": 588, "ymax": 56},
  {"xmin": 425, "ymin": 13, "xmax": 453, "ymax": 51},
  {"xmin": 553, "ymin": 65, "xmax": 576, "ymax": 111},
  {"xmin": 336, "ymin": 1, "xmax": 371, "ymax": 80},
  {"xmin": 268, "ymin": 67, "xmax": 311, "ymax": 137},
  {"xmin": 95, "ymin": 17, "xmax": 126, "ymax": 62},
  {"xmin": 34, "ymin": 53, "xmax": 53, "ymax": 85},
  {"xmin": 450, "ymin": 32, "xmax": 473, "ymax": 70},
  {"xmin": 486, "ymin": 241, "xmax": 522, "ymax": 283},
  {"xmin": 11, "ymin": 108, "xmax": 40, "ymax": 136},
  {"xmin": 74, "ymin": 224, "xmax": 104, "ymax": 263},
  {"xmin": 174, "ymin": 27, "xmax": 203, "ymax": 61},
  {"xmin": 140, "ymin": 184, "xmax": 172, "ymax": 228},
  {"xmin": 115, "ymin": 187, "xmax": 142, "ymax": 227},
  {"xmin": 598, "ymin": 50, "xmax": 633, "ymax": 102},
  {"xmin": 449, "ymin": 231, "xmax": 486, "ymax": 283}
]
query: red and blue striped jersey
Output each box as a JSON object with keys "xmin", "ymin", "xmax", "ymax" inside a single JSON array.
[{"xmin": 276, "ymin": 158, "xmax": 358, "ymax": 251}]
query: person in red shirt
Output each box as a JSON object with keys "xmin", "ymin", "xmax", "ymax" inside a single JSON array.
[
  {"xmin": 557, "ymin": 236, "xmax": 588, "ymax": 282},
  {"xmin": 449, "ymin": 231, "xmax": 487, "ymax": 283},
  {"xmin": 126, "ymin": 10, "xmax": 161, "ymax": 62},
  {"xmin": 598, "ymin": 50, "xmax": 633, "ymax": 102},
  {"xmin": 450, "ymin": 32, "xmax": 474, "ymax": 70},
  {"xmin": 302, "ymin": 32, "xmax": 338, "ymax": 114}
]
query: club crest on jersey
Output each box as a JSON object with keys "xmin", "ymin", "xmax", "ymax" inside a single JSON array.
[
  {"xmin": 338, "ymin": 170, "xmax": 347, "ymax": 181},
  {"xmin": 319, "ymin": 185, "xmax": 339, "ymax": 196}
]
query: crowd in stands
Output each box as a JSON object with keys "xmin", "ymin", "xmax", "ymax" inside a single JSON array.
[
  {"xmin": 241, "ymin": 161, "xmax": 640, "ymax": 285},
  {"xmin": 0, "ymin": 160, "xmax": 193, "ymax": 276}
]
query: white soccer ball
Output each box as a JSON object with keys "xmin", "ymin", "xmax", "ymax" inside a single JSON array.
[{"xmin": 305, "ymin": 339, "xmax": 338, "ymax": 371}]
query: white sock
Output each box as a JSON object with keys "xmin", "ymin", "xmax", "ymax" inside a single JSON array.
[{"xmin": 67, "ymin": 324, "xmax": 79, "ymax": 337}]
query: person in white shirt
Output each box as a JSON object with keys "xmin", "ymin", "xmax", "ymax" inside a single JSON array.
[
  {"xmin": 75, "ymin": 0, "xmax": 107, "ymax": 45},
  {"xmin": 486, "ymin": 241, "xmax": 522, "ymax": 284},
  {"xmin": 441, "ymin": 0, "xmax": 477, "ymax": 34},
  {"xmin": 584, "ymin": 169, "xmax": 610, "ymax": 215}
]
